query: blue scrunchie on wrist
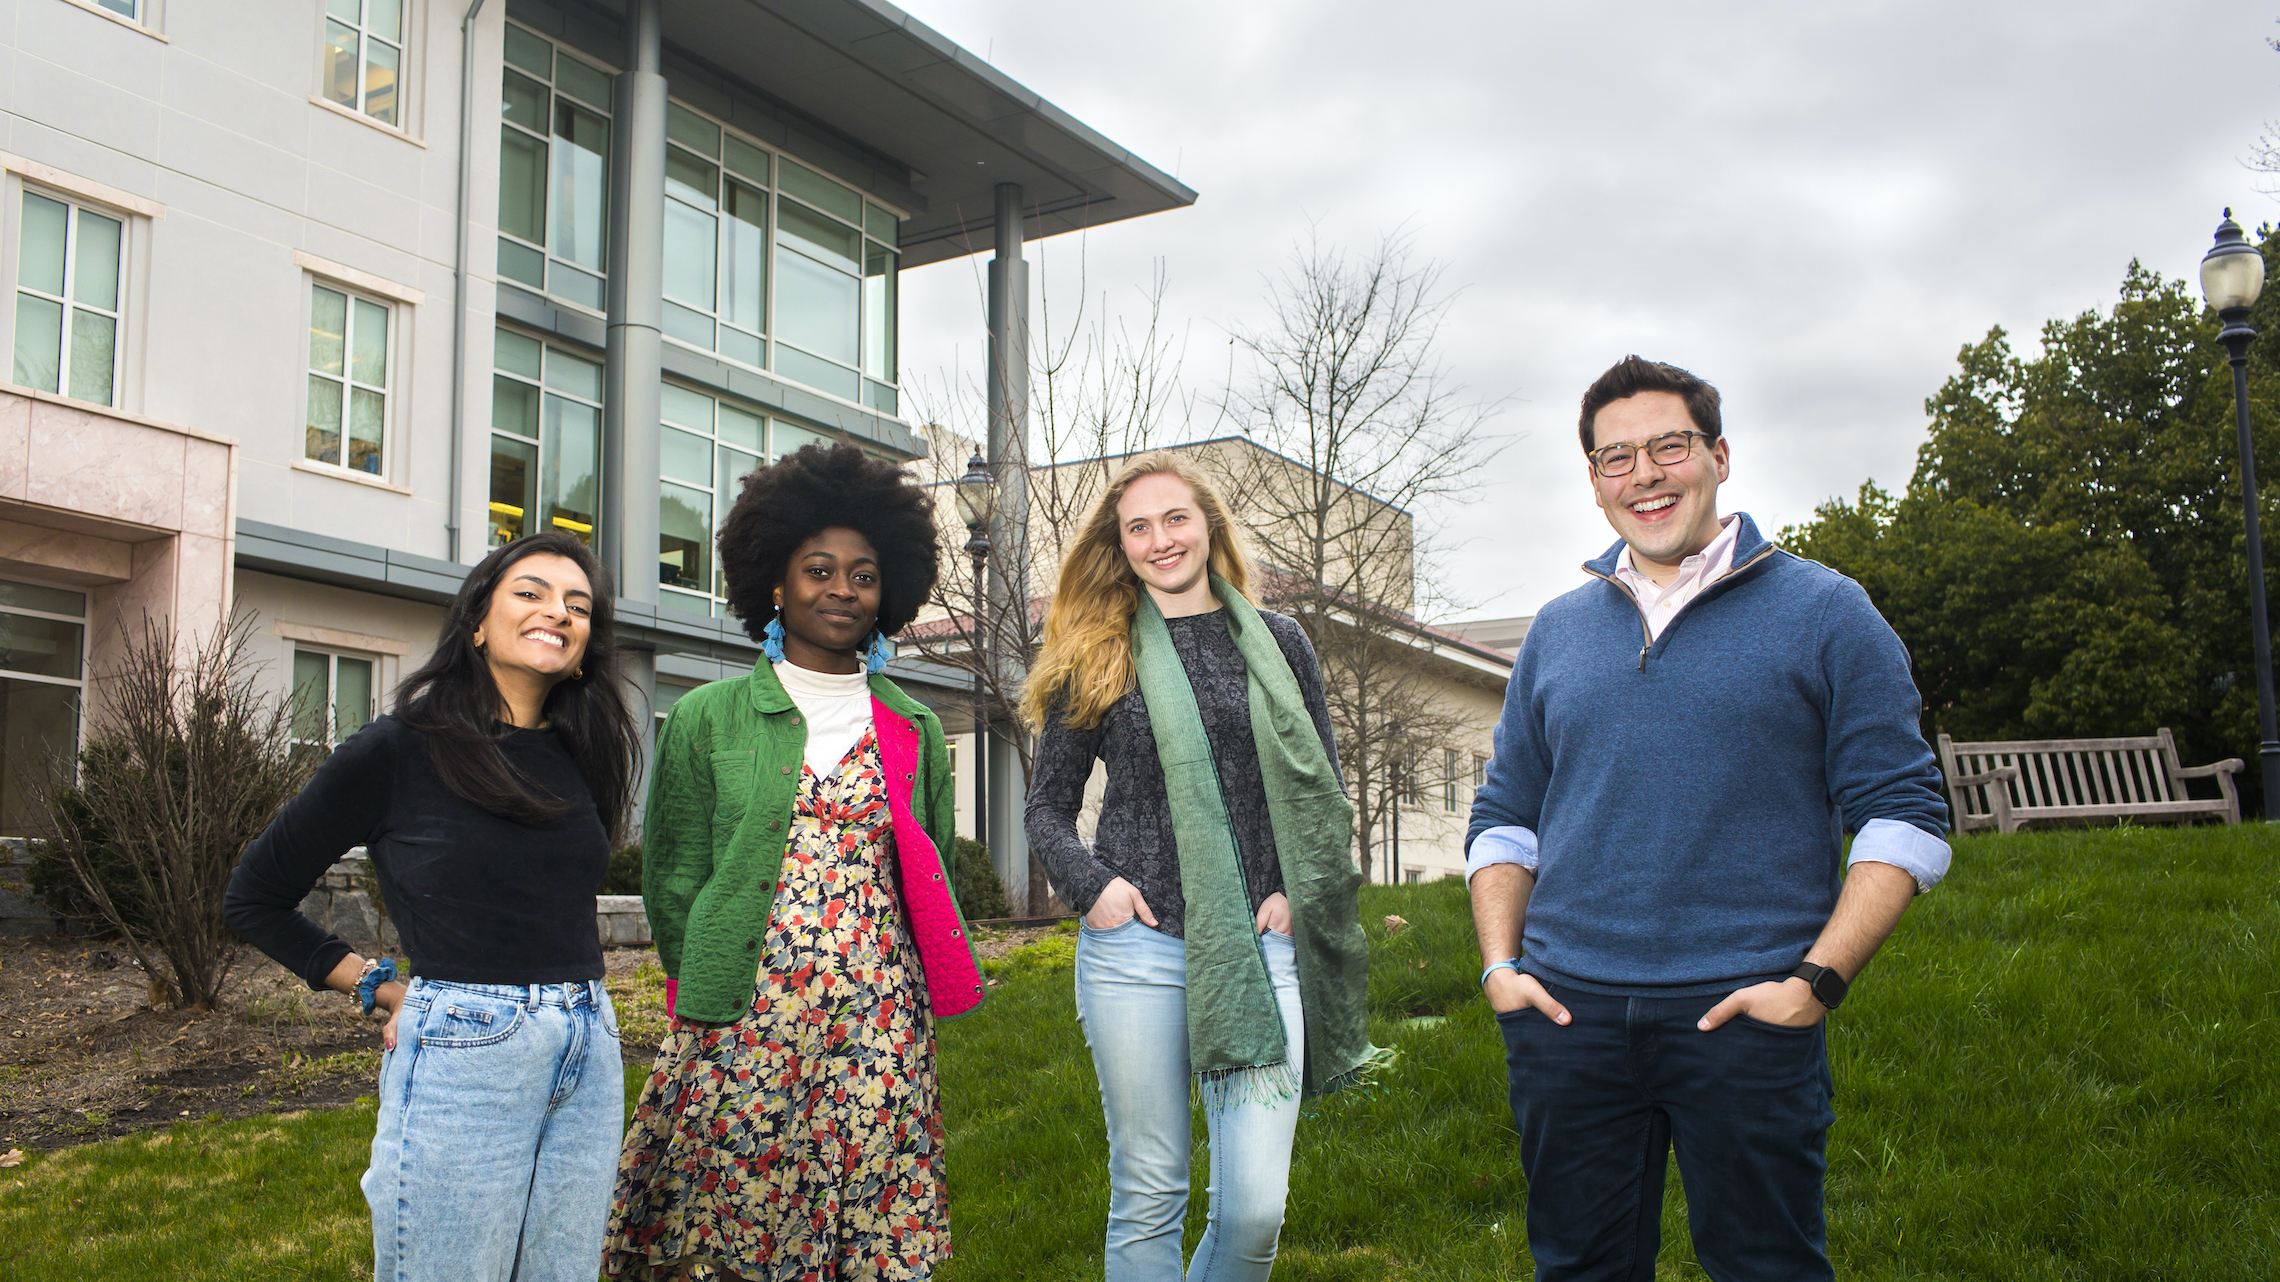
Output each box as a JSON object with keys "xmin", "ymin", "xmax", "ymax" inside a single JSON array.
[{"xmin": 357, "ymin": 957, "xmax": 398, "ymax": 1015}]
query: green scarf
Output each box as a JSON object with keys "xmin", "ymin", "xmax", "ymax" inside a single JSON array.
[{"xmin": 1131, "ymin": 578, "xmax": 1386, "ymax": 1103}]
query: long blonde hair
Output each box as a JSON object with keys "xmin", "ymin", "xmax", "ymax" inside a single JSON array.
[{"xmin": 1022, "ymin": 452, "xmax": 1254, "ymax": 730}]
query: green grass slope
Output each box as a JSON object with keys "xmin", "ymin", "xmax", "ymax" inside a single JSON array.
[{"xmin": 1, "ymin": 824, "xmax": 2273, "ymax": 1279}]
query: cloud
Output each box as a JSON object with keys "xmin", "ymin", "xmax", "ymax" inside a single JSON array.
[{"xmin": 901, "ymin": 0, "xmax": 2277, "ymax": 616}]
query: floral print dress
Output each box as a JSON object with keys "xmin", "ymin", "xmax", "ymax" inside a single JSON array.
[{"xmin": 604, "ymin": 728, "xmax": 948, "ymax": 1281}]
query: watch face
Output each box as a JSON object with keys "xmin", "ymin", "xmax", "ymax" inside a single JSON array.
[{"xmin": 1811, "ymin": 970, "xmax": 1846, "ymax": 1008}]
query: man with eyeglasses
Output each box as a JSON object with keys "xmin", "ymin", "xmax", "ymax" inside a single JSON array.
[{"xmin": 1466, "ymin": 355, "xmax": 1950, "ymax": 1280}]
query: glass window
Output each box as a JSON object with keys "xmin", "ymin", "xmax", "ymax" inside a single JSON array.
[
  {"xmin": 779, "ymin": 158, "xmax": 861, "ymax": 224},
  {"xmin": 657, "ymin": 382, "xmax": 838, "ymax": 615},
  {"xmin": 305, "ymin": 283, "xmax": 391, "ymax": 475},
  {"xmin": 657, "ymin": 96, "xmax": 903, "ymax": 410},
  {"xmin": 13, "ymin": 192, "xmax": 123, "ymax": 407},
  {"xmin": 94, "ymin": 0, "xmax": 139, "ymax": 17},
  {"xmin": 489, "ymin": 327, "xmax": 602, "ymax": 548},
  {"xmin": 322, "ymin": 0, "xmax": 405, "ymax": 127},
  {"xmin": 497, "ymin": 25, "xmax": 613, "ymax": 313},
  {"xmin": 291, "ymin": 648, "xmax": 376, "ymax": 750},
  {"xmin": 1443, "ymin": 748, "xmax": 1460, "ymax": 812},
  {"xmin": 0, "ymin": 579, "xmax": 85, "ymax": 836},
  {"xmin": 1473, "ymin": 754, "xmax": 1487, "ymax": 788}
]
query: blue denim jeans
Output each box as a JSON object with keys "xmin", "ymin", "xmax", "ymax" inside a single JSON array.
[
  {"xmin": 363, "ymin": 977, "xmax": 626, "ymax": 1282},
  {"xmin": 1074, "ymin": 918, "xmax": 1305, "ymax": 1282},
  {"xmin": 1498, "ymin": 983, "xmax": 1837, "ymax": 1282}
]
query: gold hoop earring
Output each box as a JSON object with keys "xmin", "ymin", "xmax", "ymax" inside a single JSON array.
[{"xmin": 573, "ymin": 666, "xmax": 584, "ymax": 680}]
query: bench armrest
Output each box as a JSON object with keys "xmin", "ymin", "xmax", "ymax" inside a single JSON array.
[
  {"xmin": 2175, "ymin": 759, "xmax": 2246, "ymax": 778},
  {"xmin": 1951, "ymin": 766, "xmax": 2020, "ymax": 786}
]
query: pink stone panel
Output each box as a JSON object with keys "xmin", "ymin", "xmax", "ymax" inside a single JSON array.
[
  {"xmin": 170, "ymin": 532, "xmax": 231, "ymax": 641},
  {"xmin": 179, "ymin": 438, "xmax": 233, "ymax": 539},
  {"xmin": 0, "ymin": 396, "xmax": 27, "ymax": 502},
  {"xmin": 25, "ymin": 401, "xmax": 187, "ymax": 531}
]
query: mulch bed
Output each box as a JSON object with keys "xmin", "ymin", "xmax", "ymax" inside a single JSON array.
[{"xmin": 2, "ymin": 925, "xmax": 1066, "ymax": 1155}]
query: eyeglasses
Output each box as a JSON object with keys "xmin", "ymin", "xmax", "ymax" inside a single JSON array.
[{"xmin": 1586, "ymin": 430, "xmax": 1710, "ymax": 478}]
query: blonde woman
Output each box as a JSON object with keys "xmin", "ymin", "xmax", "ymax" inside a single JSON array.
[{"xmin": 1023, "ymin": 453, "xmax": 1383, "ymax": 1281}]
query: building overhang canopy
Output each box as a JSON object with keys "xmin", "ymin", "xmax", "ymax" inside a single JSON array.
[{"xmin": 650, "ymin": 0, "xmax": 1196, "ymax": 268}]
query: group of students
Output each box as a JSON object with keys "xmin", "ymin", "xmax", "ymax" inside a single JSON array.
[{"xmin": 223, "ymin": 444, "xmax": 1374, "ymax": 1281}]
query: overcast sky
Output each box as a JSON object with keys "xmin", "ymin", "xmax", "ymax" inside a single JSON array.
[{"xmin": 898, "ymin": 0, "xmax": 2278, "ymax": 621}]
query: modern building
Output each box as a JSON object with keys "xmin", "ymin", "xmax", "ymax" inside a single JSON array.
[{"xmin": 0, "ymin": 0, "xmax": 1193, "ymax": 887}]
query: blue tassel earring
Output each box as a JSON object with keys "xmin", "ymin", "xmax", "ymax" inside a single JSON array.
[
  {"xmin": 864, "ymin": 629, "xmax": 891, "ymax": 675},
  {"xmin": 761, "ymin": 616, "xmax": 788, "ymax": 663}
]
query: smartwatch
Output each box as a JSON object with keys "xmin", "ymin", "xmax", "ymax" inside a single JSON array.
[{"xmin": 1789, "ymin": 961, "xmax": 1848, "ymax": 1011}]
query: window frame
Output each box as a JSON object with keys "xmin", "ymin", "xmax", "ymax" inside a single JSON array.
[
  {"xmin": 1443, "ymin": 747, "xmax": 1460, "ymax": 812},
  {"xmin": 497, "ymin": 22, "xmax": 617, "ymax": 316},
  {"xmin": 488, "ymin": 325, "xmax": 605, "ymax": 550},
  {"xmin": 0, "ymin": 577, "xmax": 90, "ymax": 835},
  {"xmin": 8, "ymin": 185, "xmax": 129, "ymax": 409},
  {"xmin": 656, "ymin": 379, "xmax": 834, "ymax": 618},
  {"xmin": 289, "ymin": 645, "xmax": 379, "ymax": 751},
  {"xmin": 300, "ymin": 277, "xmax": 398, "ymax": 481},
  {"xmin": 655, "ymin": 93, "xmax": 906, "ymax": 416},
  {"xmin": 318, "ymin": 0, "xmax": 410, "ymax": 129}
]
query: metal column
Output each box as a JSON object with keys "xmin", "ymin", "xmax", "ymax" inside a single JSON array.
[
  {"xmin": 601, "ymin": 0, "xmax": 664, "ymax": 608},
  {"xmin": 985, "ymin": 183, "xmax": 1033, "ymax": 910}
]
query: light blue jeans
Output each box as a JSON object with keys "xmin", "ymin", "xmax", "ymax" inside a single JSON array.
[
  {"xmin": 1074, "ymin": 919, "xmax": 1306, "ymax": 1282},
  {"xmin": 363, "ymin": 977, "xmax": 625, "ymax": 1282}
]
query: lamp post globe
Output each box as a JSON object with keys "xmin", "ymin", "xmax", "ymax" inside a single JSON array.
[
  {"xmin": 2202, "ymin": 209, "xmax": 2280, "ymax": 820},
  {"xmin": 2203, "ymin": 209, "xmax": 2266, "ymax": 315},
  {"xmin": 954, "ymin": 451, "xmax": 996, "ymax": 529}
]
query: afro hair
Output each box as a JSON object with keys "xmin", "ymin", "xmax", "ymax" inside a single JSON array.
[{"xmin": 716, "ymin": 440, "xmax": 941, "ymax": 645}]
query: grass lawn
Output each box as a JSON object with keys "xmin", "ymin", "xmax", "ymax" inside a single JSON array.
[{"xmin": 4, "ymin": 824, "xmax": 2275, "ymax": 1279}]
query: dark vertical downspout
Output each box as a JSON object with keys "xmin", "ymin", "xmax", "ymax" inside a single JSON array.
[{"xmin": 448, "ymin": 0, "xmax": 490, "ymax": 564}]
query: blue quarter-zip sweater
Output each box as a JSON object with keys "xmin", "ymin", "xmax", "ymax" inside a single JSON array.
[{"xmin": 1467, "ymin": 514, "xmax": 1949, "ymax": 997}]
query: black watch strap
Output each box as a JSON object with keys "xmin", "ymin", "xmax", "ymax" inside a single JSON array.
[{"xmin": 1789, "ymin": 961, "xmax": 1848, "ymax": 1010}]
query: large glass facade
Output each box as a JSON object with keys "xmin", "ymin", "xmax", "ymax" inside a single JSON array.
[
  {"xmin": 0, "ymin": 580, "xmax": 84, "ymax": 836},
  {"xmin": 497, "ymin": 25, "xmax": 613, "ymax": 312},
  {"xmin": 489, "ymin": 327, "xmax": 602, "ymax": 548}
]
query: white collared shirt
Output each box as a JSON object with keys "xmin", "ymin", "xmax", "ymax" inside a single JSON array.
[{"xmin": 1613, "ymin": 514, "xmax": 1741, "ymax": 641}]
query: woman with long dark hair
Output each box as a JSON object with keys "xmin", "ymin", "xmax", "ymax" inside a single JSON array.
[
  {"xmin": 225, "ymin": 530, "xmax": 642, "ymax": 1282},
  {"xmin": 603, "ymin": 442, "xmax": 983, "ymax": 1282},
  {"xmin": 1023, "ymin": 452, "xmax": 1383, "ymax": 1281}
]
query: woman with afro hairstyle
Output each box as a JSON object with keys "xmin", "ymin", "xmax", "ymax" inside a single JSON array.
[{"xmin": 604, "ymin": 441, "xmax": 986, "ymax": 1282}]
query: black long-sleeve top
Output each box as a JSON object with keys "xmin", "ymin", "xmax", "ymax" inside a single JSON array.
[
  {"xmin": 223, "ymin": 714, "xmax": 610, "ymax": 990},
  {"xmin": 1025, "ymin": 608, "xmax": 1342, "ymax": 940}
]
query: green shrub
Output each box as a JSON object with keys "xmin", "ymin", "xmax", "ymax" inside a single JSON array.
[
  {"xmin": 953, "ymin": 836, "xmax": 1009, "ymax": 920},
  {"xmin": 602, "ymin": 842, "xmax": 643, "ymax": 895},
  {"xmin": 23, "ymin": 774, "xmax": 149, "ymax": 937}
]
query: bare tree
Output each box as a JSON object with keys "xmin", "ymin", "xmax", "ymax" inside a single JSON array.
[
  {"xmin": 1208, "ymin": 229, "xmax": 1507, "ymax": 879},
  {"xmin": 903, "ymin": 252, "xmax": 1197, "ymax": 788},
  {"xmin": 30, "ymin": 615, "xmax": 314, "ymax": 1009}
]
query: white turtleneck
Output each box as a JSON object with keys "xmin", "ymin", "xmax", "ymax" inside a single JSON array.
[{"xmin": 773, "ymin": 658, "xmax": 875, "ymax": 777}]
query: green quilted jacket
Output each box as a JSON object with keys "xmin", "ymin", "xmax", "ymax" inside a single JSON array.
[{"xmin": 642, "ymin": 661, "xmax": 985, "ymax": 1025}]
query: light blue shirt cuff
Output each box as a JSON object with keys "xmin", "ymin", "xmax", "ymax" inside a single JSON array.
[
  {"xmin": 1848, "ymin": 818, "xmax": 1951, "ymax": 893},
  {"xmin": 1466, "ymin": 825, "xmax": 1539, "ymax": 884}
]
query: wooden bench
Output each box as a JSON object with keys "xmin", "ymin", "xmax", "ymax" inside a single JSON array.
[{"xmin": 1936, "ymin": 730, "xmax": 2244, "ymax": 835}]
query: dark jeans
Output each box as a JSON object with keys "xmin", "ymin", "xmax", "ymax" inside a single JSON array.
[{"xmin": 1497, "ymin": 983, "xmax": 1837, "ymax": 1282}]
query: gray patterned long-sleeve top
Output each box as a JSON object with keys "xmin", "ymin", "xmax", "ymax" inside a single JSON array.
[{"xmin": 1025, "ymin": 607, "xmax": 1343, "ymax": 940}]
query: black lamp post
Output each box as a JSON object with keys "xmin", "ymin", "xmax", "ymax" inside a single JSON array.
[
  {"xmin": 952, "ymin": 451, "xmax": 999, "ymax": 851},
  {"xmin": 1386, "ymin": 720, "xmax": 1404, "ymax": 886},
  {"xmin": 2202, "ymin": 209, "xmax": 2280, "ymax": 819}
]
